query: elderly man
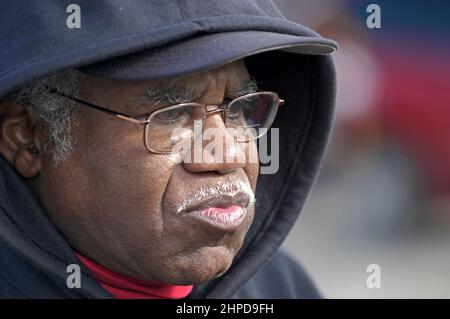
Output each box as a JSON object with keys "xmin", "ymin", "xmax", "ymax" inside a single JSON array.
[{"xmin": 0, "ymin": 1, "xmax": 336, "ymax": 298}]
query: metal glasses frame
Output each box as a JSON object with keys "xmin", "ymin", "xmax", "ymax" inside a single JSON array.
[{"xmin": 50, "ymin": 89, "xmax": 284, "ymax": 154}]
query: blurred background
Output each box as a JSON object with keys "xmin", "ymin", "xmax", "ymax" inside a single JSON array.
[{"xmin": 275, "ymin": 0, "xmax": 450, "ymax": 298}]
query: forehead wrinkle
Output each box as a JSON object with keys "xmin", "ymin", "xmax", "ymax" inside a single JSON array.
[{"xmin": 195, "ymin": 72, "xmax": 259, "ymax": 103}]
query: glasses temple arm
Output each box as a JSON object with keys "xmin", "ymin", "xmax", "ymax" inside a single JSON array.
[{"xmin": 49, "ymin": 89, "xmax": 149, "ymax": 125}]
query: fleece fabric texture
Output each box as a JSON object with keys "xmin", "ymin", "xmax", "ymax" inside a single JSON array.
[{"xmin": 0, "ymin": 0, "xmax": 336, "ymax": 298}]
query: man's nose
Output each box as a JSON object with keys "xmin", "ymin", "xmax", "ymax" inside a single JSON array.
[{"xmin": 182, "ymin": 111, "xmax": 247, "ymax": 174}]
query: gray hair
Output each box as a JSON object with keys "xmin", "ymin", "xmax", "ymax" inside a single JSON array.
[{"xmin": 3, "ymin": 70, "xmax": 80, "ymax": 165}]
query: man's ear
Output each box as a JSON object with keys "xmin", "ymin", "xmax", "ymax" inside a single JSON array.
[{"xmin": 0, "ymin": 100, "xmax": 42, "ymax": 178}]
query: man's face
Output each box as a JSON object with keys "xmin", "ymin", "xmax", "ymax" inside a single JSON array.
[{"xmin": 35, "ymin": 60, "xmax": 259, "ymax": 284}]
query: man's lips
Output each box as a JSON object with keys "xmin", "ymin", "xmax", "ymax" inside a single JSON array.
[
  {"xmin": 188, "ymin": 205, "xmax": 247, "ymax": 229},
  {"xmin": 182, "ymin": 192, "xmax": 251, "ymax": 215},
  {"xmin": 182, "ymin": 193, "xmax": 250, "ymax": 230},
  {"xmin": 175, "ymin": 182, "xmax": 254, "ymax": 230}
]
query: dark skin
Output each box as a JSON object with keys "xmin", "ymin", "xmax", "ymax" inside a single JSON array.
[{"xmin": 0, "ymin": 60, "xmax": 259, "ymax": 285}]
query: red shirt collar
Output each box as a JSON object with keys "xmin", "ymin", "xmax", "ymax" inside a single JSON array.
[{"xmin": 75, "ymin": 252, "xmax": 194, "ymax": 299}]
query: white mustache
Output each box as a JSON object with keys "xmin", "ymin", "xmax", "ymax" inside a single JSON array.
[{"xmin": 175, "ymin": 180, "xmax": 256, "ymax": 215}]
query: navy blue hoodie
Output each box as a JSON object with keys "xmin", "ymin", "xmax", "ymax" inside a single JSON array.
[{"xmin": 0, "ymin": 0, "xmax": 336, "ymax": 298}]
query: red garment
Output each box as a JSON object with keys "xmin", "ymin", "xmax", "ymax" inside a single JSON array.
[{"xmin": 75, "ymin": 253, "xmax": 194, "ymax": 299}]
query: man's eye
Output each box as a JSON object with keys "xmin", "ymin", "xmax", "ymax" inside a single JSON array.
[
  {"xmin": 228, "ymin": 100, "xmax": 252, "ymax": 119},
  {"xmin": 228, "ymin": 106, "xmax": 243, "ymax": 119},
  {"xmin": 154, "ymin": 109, "xmax": 186, "ymax": 123}
]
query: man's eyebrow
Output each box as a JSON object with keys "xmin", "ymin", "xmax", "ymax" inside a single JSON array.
[
  {"xmin": 229, "ymin": 77, "xmax": 259, "ymax": 97},
  {"xmin": 139, "ymin": 82, "xmax": 200, "ymax": 108},
  {"xmin": 137, "ymin": 76, "xmax": 259, "ymax": 109}
]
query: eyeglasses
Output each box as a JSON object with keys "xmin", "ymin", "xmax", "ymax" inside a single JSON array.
[{"xmin": 50, "ymin": 88, "xmax": 284, "ymax": 154}]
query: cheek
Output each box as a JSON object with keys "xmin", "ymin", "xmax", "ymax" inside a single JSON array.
[
  {"xmin": 78, "ymin": 113, "xmax": 176, "ymax": 210},
  {"xmin": 48, "ymin": 114, "xmax": 179, "ymax": 231},
  {"xmin": 82, "ymin": 141, "xmax": 177, "ymax": 220}
]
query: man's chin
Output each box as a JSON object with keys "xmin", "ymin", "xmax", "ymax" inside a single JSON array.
[{"xmin": 146, "ymin": 246, "xmax": 237, "ymax": 285}]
